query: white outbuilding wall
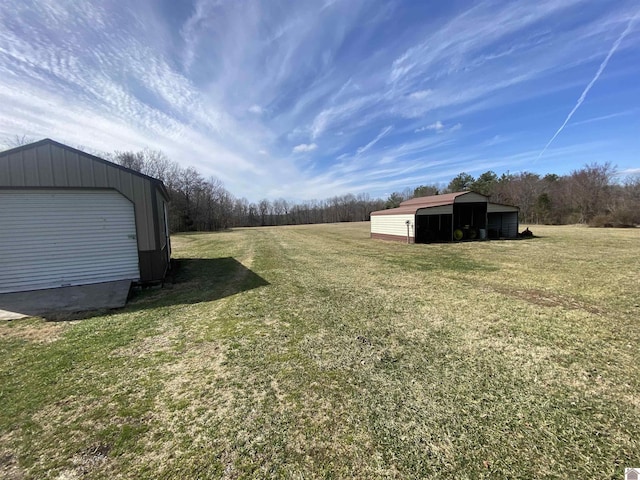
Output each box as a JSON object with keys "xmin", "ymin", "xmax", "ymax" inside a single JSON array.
[{"xmin": 371, "ymin": 214, "xmax": 415, "ymax": 242}]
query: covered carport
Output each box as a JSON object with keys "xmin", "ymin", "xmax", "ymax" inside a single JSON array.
[{"xmin": 371, "ymin": 191, "xmax": 519, "ymax": 243}]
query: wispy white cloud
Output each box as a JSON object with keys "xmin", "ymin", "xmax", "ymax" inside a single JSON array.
[
  {"xmin": 0, "ymin": 0, "xmax": 638, "ymax": 201},
  {"xmin": 310, "ymin": 95, "xmax": 378, "ymax": 140},
  {"xmin": 409, "ymin": 90, "xmax": 433, "ymax": 100},
  {"xmin": 481, "ymin": 134, "xmax": 508, "ymax": 147},
  {"xmin": 416, "ymin": 121, "xmax": 444, "ymax": 133},
  {"xmin": 292, "ymin": 143, "xmax": 318, "ymax": 153},
  {"xmin": 415, "ymin": 121, "xmax": 461, "ymax": 134}
]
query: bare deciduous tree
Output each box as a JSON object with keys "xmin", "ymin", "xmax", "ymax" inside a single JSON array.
[{"xmin": 105, "ymin": 146, "xmax": 638, "ymax": 231}]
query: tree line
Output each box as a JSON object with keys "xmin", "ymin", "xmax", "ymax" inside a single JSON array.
[
  {"xmin": 3, "ymin": 135, "xmax": 638, "ymax": 230},
  {"xmin": 106, "ymin": 150, "xmax": 639, "ymax": 231},
  {"xmin": 388, "ymin": 163, "xmax": 640, "ymax": 227},
  {"xmin": 108, "ymin": 149, "xmax": 385, "ymax": 232}
]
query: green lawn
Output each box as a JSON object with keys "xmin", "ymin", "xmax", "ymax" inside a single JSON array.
[{"xmin": 1, "ymin": 223, "xmax": 639, "ymax": 479}]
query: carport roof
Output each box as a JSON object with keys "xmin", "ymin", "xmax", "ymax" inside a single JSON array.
[{"xmin": 371, "ymin": 191, "xmax": 487, "ymax": 216}]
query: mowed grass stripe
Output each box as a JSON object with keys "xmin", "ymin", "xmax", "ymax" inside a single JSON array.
[{"xmin": 0, "ymin": 223, "xmax": 638, "ymax": 478}]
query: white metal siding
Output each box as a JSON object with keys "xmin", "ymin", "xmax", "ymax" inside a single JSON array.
[
  {"xmin": 371, "ymin": 214, "xmax": 415, "ymax": 238},
  {"xmin": 0, "ymin": 141, "xmax": 167, "ymax": 251},
  {"xmin": 0, "ymin": 189, "xmax": 140, "ymax": 293}
]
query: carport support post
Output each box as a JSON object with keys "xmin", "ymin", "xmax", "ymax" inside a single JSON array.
[{"xmin": 406, "ymin": 220, "xmax": 411, "ymax": 244}]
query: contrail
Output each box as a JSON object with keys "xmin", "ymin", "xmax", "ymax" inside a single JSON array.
[{"xmin": 537, "ymin": 12, "xmax": 638, "ymax": 160}]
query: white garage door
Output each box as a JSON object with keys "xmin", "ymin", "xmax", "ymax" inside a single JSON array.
[{"xmin": 0, "ymin": 189, "xmax": 140, "ymax": 293}]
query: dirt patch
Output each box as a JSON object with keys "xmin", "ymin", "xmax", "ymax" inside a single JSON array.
[
  {"xmin": 490, "ymin": 285, "xmax": 602, "ymax": 314},
  {"xmin": 72, "ymin": 443, "xmax": 110, "ymax": 472},
  {"xmin": 0, "ymin": 451, "xmax": 24, "ymax": 480},
  {"xmin": 54, "ymin": 443, "xmax": 111, "ymax": 480}
]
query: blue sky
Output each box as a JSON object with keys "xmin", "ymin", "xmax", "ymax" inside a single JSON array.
[{"xmin": 1, "ymin": 1, "xmax": 639, "ymax": 201}]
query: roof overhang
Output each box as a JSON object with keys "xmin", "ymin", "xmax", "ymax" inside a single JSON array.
[
  {"xmin": 371, "ymin": 191, "xmax": 519, "ymax": 217},
  {"xmin": 488, "ymin": 203, "xmax": 519, "ymax": 213}
]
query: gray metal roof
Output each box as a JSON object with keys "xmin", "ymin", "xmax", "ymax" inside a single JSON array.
[{"xmin": 0, "ymin": 138, "xmax": 170, "ymax": 201}]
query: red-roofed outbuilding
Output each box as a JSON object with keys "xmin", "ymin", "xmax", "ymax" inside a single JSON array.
[{"xmin": 370, "ymin": 191, "xmax": 519, "ymax": 243}]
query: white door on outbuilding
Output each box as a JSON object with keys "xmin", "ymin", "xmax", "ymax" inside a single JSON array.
[{"xmin": 0, "ymin": 189, "xmax": 140, "ymax": 293}]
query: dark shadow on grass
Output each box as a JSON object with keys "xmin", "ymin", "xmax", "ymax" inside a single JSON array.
[
  {"xmin": 125, "ymin": 257, "xmax": 270, "ymax": 311},
  {"xmin": 3, "ymin": 258, "xmax": 269, "ymax": 322}
]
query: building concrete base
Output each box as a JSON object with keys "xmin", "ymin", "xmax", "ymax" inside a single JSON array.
[{"xmin": 0, "ymin": 280, "xmax": 132, "ymax": 320}]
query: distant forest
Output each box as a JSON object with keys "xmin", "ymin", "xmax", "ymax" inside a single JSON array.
[{"xmin": 108, "ymin": 149, "xmax": 639, "ymax": 233}]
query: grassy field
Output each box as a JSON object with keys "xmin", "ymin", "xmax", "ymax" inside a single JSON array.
[{"xmin": 1, "ymin": 223, "xmax": 639, "ymax": 479}]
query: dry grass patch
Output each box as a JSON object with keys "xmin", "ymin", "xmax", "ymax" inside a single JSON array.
[{"xmin": 0, "ymin": 318, "xmax": 66, "ymax": 344}]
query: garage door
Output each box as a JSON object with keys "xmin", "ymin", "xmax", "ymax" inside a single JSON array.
[{"xmin": 0, "ymin": 189, "xmax": 140, "ymax": 293}]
